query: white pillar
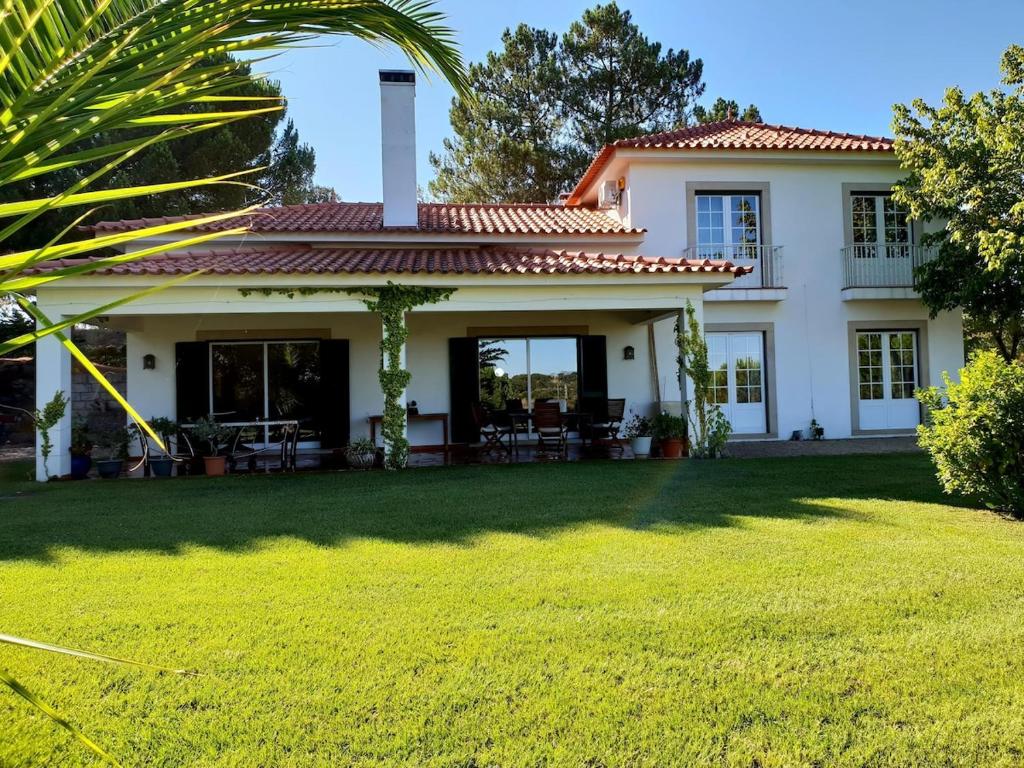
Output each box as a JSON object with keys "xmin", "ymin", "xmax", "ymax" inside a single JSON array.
[{"xmin": 35, "ymin": 328, "xmax": 72, "ymax": 481}]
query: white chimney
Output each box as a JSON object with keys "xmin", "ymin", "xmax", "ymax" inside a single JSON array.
[{"xmin": 379, "ymin": 70, "xmax": 418, "ymax": 228}]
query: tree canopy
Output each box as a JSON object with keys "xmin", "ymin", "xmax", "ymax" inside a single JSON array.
[
  {"xmin": 694, "ymin": 98, "xmax": 762, "ymax": 124},
  {"xmin": 429, "ymin": 3, "xmax": 760, "ymax": 203},
  {"xmin": 0, "ymin": 55, "xmax": 336, "ymax": 252},
  {"xmin": 893, "ymin": 45, "xmax": 1024, "ymax": 361}
]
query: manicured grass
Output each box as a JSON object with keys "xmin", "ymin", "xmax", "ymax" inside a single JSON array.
[{"xmin": 2, "ymin": 454, "xmax": 1023, "ymax": 767}]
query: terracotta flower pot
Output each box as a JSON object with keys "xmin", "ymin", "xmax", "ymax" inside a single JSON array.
[
  {"xmin": 659, "ymin": 437, "xmax": 684, "ymax": 459},
  {"xmin": 203, "ymin": 456, "xmax": 227, "ymax": 476}
]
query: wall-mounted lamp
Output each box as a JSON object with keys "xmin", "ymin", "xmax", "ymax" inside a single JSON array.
[
  {"xmin": 142, "ymin": 353, "xmax": 156, "ymax": 370},
  {"xmin": 623, "ymin": 345, "xmax": 635, "ymax": 360}
]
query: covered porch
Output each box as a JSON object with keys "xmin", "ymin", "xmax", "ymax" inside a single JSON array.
[{"xmin": 32, "ymin": 248, "xmax": 743, "ymax": 480}]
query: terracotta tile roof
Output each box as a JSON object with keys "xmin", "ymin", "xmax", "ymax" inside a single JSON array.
[
  {"xmin": 31, "ymin": 246, "xmax": 747, "ymax": 277},
  {"xmin": 86, "ymin": 202, "xmax": 641, "ymax": 236},
  {"xmin": 568, "ymin": 120, "xmax": 894, "ymax": 204}
]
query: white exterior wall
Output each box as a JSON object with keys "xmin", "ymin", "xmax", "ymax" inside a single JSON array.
[
  {"xmin": 120, "ymin": 308, "xmax": 678, "ymax": 447},
  {"xmin": 598, "ymin": 157, "xmax": 965, "ymax": 438}
]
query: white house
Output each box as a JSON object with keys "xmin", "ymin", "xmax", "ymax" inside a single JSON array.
[{"xmin": 29, "ymin": 70, "xmax": 964, "ymax": 480}]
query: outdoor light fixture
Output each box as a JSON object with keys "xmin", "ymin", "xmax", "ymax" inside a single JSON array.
[
  {"xmin": 623, "ymin": 345, "xmax": 635, "ymax": 360},
  {"xmin": 143, "ymin": 353, "xmax": 156, "ymax": 370}
]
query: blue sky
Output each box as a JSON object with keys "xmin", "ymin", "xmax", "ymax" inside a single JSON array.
[{"xmin": 263, "ymin": 0, "xmax": 1023, "ymax": 202}]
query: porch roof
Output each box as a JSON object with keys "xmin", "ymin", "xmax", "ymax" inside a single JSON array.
[
  {"xmin": 82, "ymin": 201, "xmax": 643, "ymax": 236},
  {"xmin": 32, "ymin": 246, "xmax": 748, "ymax": 277}
]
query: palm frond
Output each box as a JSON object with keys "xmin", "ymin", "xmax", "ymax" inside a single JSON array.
[{"xmin": 0, "ymin": 667, "xmax": 123, "ymax": 768}]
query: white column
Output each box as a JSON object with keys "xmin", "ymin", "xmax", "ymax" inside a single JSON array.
[{"xmin": 35, "ymin": 328, "xmax": 72, "ymax": 481}]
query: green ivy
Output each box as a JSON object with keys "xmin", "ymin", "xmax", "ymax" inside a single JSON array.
[
  {"xmin": 676, "ymin": 300, "xmax": 731, "ymax": 458},
  {"xmin": 237, "ymin": 287, "xmax": 350, "ymax": 299},
  {"xmin": 346, "ymin": 284, "xmax": 455, "ymax": 470}
]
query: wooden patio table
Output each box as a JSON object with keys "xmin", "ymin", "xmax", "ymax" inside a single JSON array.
[
  {"xmin": 368, "ymin": 412, "xmax": 449, "ymax": 453},
  {"xmin": 504, "ymin": 410, "xmax": 592, "ymax": 452}
]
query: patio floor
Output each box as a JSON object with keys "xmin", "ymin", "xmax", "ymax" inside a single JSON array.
[{"xmin": 4, "ymin": 435, "xmax": 922, "ymax": 479}]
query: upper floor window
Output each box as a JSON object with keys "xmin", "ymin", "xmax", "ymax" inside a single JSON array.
[
  {"xmin": 849, "ymin": 192, "xmax": 912, "ymax": 258},
  {"xmin": 695, "ymin": 193, "xmax": 761, "ymax": 259}
]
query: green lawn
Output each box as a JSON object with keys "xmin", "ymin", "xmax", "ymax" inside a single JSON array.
[{"xmin": 2, "ymin": 454, "xmax": 1023, "ymax": 767}]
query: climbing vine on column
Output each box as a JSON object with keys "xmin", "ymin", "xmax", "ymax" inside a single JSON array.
[
  {"xmin": 676, "ymin": 300, "xmax": 731, "ymax": 458},
  {"xmin": 347, "ymin": 283, "xmax": 454, "ymax": 469}
]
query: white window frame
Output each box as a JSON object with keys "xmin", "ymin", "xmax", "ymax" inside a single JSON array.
[
  {"xmin": 695, "ymin": 193, "xmax": 762, "ymax": 258},
  {"xmin": 849, "ymin": 192, "xmax": 913, "ymax": 258}
]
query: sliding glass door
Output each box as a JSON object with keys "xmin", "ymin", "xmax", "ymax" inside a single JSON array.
[
  {"xmin": 478, "ymin": 337, "xmax": 579, "ymax": 411},
  {"xmin": 210, "ymin": 341, "xmax": 321, "ymax": 446}
]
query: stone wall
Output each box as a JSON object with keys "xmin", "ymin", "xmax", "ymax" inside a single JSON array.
[{"xmin": 73, "ymin": 362, "xmax": 127, "ymax": 435}]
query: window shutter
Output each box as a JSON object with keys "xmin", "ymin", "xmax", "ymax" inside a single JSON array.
[
  {"xmin": 175, "ymin": 342, "xmax": 209, "ymax": 422},
  {"xmin": 577, "ymin": 335, "xmax": 609, "ymax": 422},
  {"xmin": 449, "ymin": 337, "xmax": 479, "ymax": 444},
  {"xmin": 318, "ymin": 339, "xmax": 350, "ymax": 449}
]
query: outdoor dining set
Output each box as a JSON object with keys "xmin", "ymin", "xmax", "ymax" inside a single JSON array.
[{"xmin": 471, "ymin": 398, "xmax": 626, "ymax": 458}]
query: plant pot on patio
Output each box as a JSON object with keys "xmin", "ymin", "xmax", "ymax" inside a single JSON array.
[
  {"xmin": 70, "ymin": 453, "xmax": 92, "ymax": 479},
  {"xmin": 345, "ymin": 438, "xmax": 377, "ymax": 470},
  {"xmin": 190, "ymin": 416, "xmax": 230, "ymax": 477},
  {"xmin": 659, "ymin": 438, "xmax": 685, "ymax": 459},
  {"xmin": 149, "ymin": 456, "xmax": 174, "ymax": 477},
  {"xmin": 203, "ymin": 456, "xmax": 227, "ymax": 476},
  {"xmin": 95, "ymin": 458, "xmax": 123, "ymax": 479},
  {"xmin": 630, "ymin": 436, "xmax": 653, "ymax": 458},
  {"xmin": 622, "ymin": 412, "xmax": 654, "ymax": 459},
  {"xmin": 69, "ymin": 418, "xmax": 93, "ymax": 479},
  {"xmin": 652, "ymin": 412, "xmax": 687, "ymax": 460}
]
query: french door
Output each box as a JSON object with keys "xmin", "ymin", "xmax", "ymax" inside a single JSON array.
[
  {"xmin": 856, "ymin": 331, "xmax": 920, "ymax": 431},
  {"xmin": 210, "ymin": 340, "xmax": 321, "ymax": 446},
  {"xmin": 707, "ymin": 332, "xmax": 767, "ymax": 435}
]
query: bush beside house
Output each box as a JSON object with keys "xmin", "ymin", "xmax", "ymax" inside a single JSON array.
[{"xmin": 917, "ymin": 352, "xmax": 1024, "ymax": 518}]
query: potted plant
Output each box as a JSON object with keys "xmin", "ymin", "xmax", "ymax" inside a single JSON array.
[
  {"xmin": 189, "ymin": 416, "xmax": 229, "ymax": 476},
  {"xmin": 652, "ymin": 411, "xmax": 687, "ymax": 459},
  {"xmin": 146, "ymin": 416, "xmax": 179, "ymax": 477},
  {"xmin": 32, "ymin": 390, "xmax": 68, "ymax": 480},
  {"xmin": 94, "ymin": 424, "xmax": 131, "ymax": 479},
  {"xmin": 810, "ymin": 418, "xmax": 825, "ymax": 441},
  {"xmin": 69, "ymin": 417, "xmax": 93, "ymax": 479},
  {"xmin": 345, "ymin": 437, "xmax": 377, "ymax": 470},
  {"xmin": 622, "ymin": 412, "xmax": 654, "ymax": 458}
]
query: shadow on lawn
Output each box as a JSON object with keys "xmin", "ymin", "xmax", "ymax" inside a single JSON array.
[{"xmin": 0, "ymin": 453, "xmax": 969, "ymax": 561}]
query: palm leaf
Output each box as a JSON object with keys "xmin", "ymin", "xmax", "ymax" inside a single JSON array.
[
  {"xmin": 0, "ymin": 207, "xmax": 258, "ymax": 272},
  {"xmin": 0, "ymin": 668, "xmax": 123, "ymax": 768},
  {"xmin": 0, "ymin": 0, "xmax": 467, "ymax": 447},
  {"xmin": 0, "ymin": 633, "xmax": 196, "ymax": 676}
]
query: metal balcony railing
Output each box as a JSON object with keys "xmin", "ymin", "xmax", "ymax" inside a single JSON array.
[
  {"xmin": 841, "ymin": 244, "xmax": 938, "ymax": 289},
  {"xmin": 683, "ymin": 244, "xmax": 784, "ymax": 289}
]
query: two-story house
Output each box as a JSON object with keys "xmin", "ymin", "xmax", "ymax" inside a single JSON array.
[{"xmin": 28, "ymin": 71, "xmax": 964, "ymax": 479}]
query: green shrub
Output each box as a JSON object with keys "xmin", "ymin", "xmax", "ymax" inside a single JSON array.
[
  {"xmin": 916, "ymin": 352, "xmax": 1024, "ymax": 517},
  {"xmin": 652, "ymin": 412, "xmax": 686, "ymax": 440}
]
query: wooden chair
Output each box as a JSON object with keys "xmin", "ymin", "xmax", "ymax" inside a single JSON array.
[
  {"xmin": 471, "ymin": 403, "xmax": 513, "ymax": 455},
  {"xmin": 532, "ymin": 401, "xmax": 567, "ymax": 457},
  {"xmin": 591, "ymin": 398, "xmax": 626, "ymax": 453}
]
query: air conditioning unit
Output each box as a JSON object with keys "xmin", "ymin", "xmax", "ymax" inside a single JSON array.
[{"xmin": 598, "ymin": 179, "xmax": 620, "ymax": 209}]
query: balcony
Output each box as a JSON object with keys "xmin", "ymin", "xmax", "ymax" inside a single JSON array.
[
  {"xmin": 841, "ymin": 244, "xmax": 937, "ymax": 300},
  {"xmin": 685, "ymin": 245, "xmax": 787, "ymax": 302}
]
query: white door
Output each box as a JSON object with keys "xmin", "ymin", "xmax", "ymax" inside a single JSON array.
[
  {"xmin": 707, "ymin": 332, "xmax": 767, "ymax": 435},
  {"xmin": 856, "ymin": 331, "xmax": 920, "ymax": 431}
]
